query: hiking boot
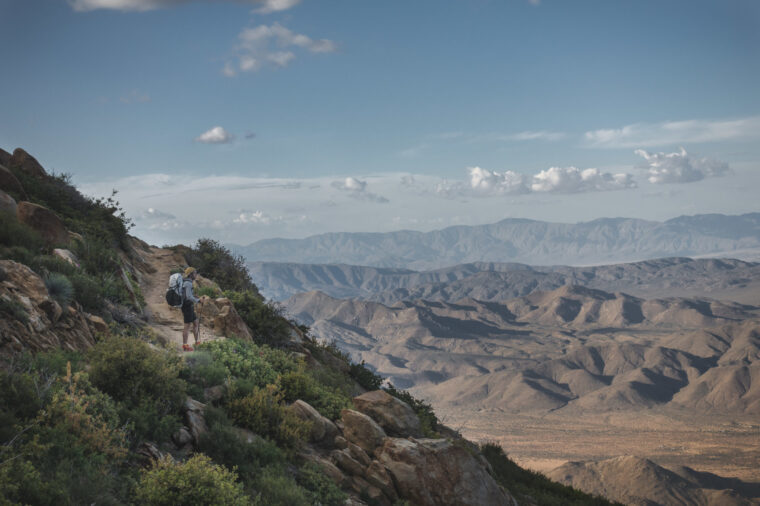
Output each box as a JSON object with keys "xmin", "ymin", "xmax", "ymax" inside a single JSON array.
[{"xmin": 182, "ymin": 344, "xmax": 194, "ymax": 352}]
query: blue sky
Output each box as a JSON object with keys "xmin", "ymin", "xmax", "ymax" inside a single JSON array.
[{"xmin": 1, "ymin": 0, "xmax": 758, "ymax": 246}]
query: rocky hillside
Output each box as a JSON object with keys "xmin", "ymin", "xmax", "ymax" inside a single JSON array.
[
  {"xmin": 235, "ymin": 214, "xmax": 760, "ymax": 270},
  {"xmin": 1, "ymin": 147, "xmax": 619, "ymax": 505},
  {"xmin": 249, "ymin": 257, "xmax": 760, "ymax": 304},
  {"xmin": 286, "ymin": 286, "xmax": 760, "ymax": 415},
  {"xmin": 547, "ymin": 456, "xmax": 759, "ymax": 506}
]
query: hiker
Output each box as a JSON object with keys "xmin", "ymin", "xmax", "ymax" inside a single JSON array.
[{"xmin": 181, "ymin": 267, "xmax": 202, "ymax": 351}]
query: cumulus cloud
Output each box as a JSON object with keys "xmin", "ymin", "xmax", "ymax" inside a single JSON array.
[
  {"xmin": 225, "ymin": 23, "xmax": 337, "ymax": 75},
  {"xmin": 195, "ymin": 126, "xmax": 234, "ymax": 144},
  {"xmin": 635, "ymin": 147, "xmax": 730, "ymax": 184},
  {"xmin": 332, "ymin": 177, "xmax": 389, "ymax": 203},
  {"xmin": 584, "ymin": 116, "xmax": 760, "ymax": 148},
  {"xmin": 468, "ymin": 167, "xmax": 530, "ymax": 195},
  {"xmin": 430, "ymin": 165, "xmax": 635, "ymax": 198},
  {"xmin": 69, "ymin": 0, "xmax": 299, "ymax": 12},
  {"xmin": 531, "ymin": 167, "xmax": 635, "ymax": 193}
]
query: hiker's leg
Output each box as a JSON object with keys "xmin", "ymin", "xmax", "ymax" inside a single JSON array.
[
  {"xmin": 183, "ymin": 322, "xmax": 191, "ymax": 344},
  {"xmin": 193, "ymin": 318, "xmax": 200, "ymax": 344}
]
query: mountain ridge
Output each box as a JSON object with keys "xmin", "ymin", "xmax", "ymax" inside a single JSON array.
[{"xmin": 234, "ymin": 213, "xmax": 760, "ymax": 270}]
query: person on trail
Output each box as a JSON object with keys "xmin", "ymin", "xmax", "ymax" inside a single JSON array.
[{"xmin": 181, "ymin": 267, "xmax": 202, "ymax": 352}]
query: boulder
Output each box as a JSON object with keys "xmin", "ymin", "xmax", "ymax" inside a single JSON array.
[
  {"xmin": 0, "ymin": 190, "xmax": 16, "ymax": 215},
  {"xmin": 16, "ymin": 201, "xmax": 69, "ymax": 246},
  {"xmin": 289, "ymin": 399, "xmax": 338, "ymax": 443},
  {"xmin": 353, "ymin": 390, "xmax": 422, "ymax": 437},
  {"xmin": 376, "ymin": 438, "xmax": 517, "ymax": 506},
  {"xmin": 0, "ymin": 166, "xmax": 26, "ymax": 200},
  {"xmin": 341, "ymin": 409, "xmax": 387, "ymax": 456},
  {"xmin": 9, "ymin": 148, "xmax": 47, "ymax": 178},
  {"xmin": 302, "ymin": 453, "xmax": 348, "ymax": 486},
  {"xmin": 331, "ymin": 448, "xmax": 366, "ymax": 476},
  {"xmin": 86, "ymin": 314, "xmax": 109, "ymax": 336},
  {"xmin": 0, "ymin": 148, "xmax": 10, "ymax": 167},
  {"xmin": 350, "ymin": 476, "xmax": 390, "ymax": 506},
  {"xmin": 365, "ymin": 460, "xmax": 398, "ymax": 501},
  {"xmin": 53, "ymin": 248, "xmax": 80, "ymax": 268},
  {"xmin": 212, "ymin": 301, "xmax": 253, "ymax": 340},
  {"xmin": 172, "ymin": 427, "xmax": 193, "ymax": 448},
  {"xmin": 347, "ymin": 442, "xmax": 372, "ymax": 467},
  {"xmin": 183, "ymin": 398, "xmax": 208, "ymax": 443}
]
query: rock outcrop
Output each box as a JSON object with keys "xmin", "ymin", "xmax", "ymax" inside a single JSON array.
[
  {"xmin": 297, "ymin": 391, "xmax": 516, "ymax": 506},
  {"xmin": 16, "ymin": 201, "xmax": 69, "ymax": 246},
  {"xmin": 0, "ymin": 165, "xmax": 26, "ymax": 199},
  {"xmin": 376, "ymin": 438, "xmax": 517, "ymax": 506},
  {"xmin": 197, "ymin": 296, "xmax": 253, "ymax": 340},
  {"xmin": 0, "ymin": 189, "xmax": 17, "ymax": 215},
  {"xmin": 0, "ymin": 148, "xmax": 10, "ymax": 167},
  {"xmin": 0, "ymin": 260, "xmax": 98, "ymax": 356},
  {"xmin": 289, "ymin": 399, "xmax": 338, "ymax": 443},
  {"xmin": 353, "ymin": 389, "xmax": 422, "ymax": 437},
  {"xmin": 9, "ymin": 148, "xmax": 48, "ymax": 178}
]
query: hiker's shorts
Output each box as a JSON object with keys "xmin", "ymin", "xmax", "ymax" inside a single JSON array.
[{"xmin": 181, "ymin": 301, "xmax": 197, "ymax": 324}]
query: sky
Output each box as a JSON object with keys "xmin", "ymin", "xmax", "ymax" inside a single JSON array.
[{"xmin": 1, "ymin": 0, "xmax": 759, "ymax": 247}]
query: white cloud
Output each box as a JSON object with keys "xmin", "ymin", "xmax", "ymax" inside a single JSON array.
[
  {"xmin": 584, "ymin": 116, "xmax": 760, "ymax": 148},
  {"xmin": 509, "ymin": 130, "xmax": 565, "ymax": 141},
  {"xmin": 635, "ymin": 147, "xmax": 730, "ymax": 184},
  {"xmin": 531, "ymin": 167, "xmax": 636, "ymax": 193},
  {"xmin": 226, "ymin": 23, "xmax": 337, "ymax": 75},
  {"xmin": 233, "ymin": 210, "xmax": 280, "ymax": 224},
  {"xmin": 254, "ymin": 0, "xmax": 301, "ymax": 14},
  {"xmin": 429, "ymin": 165, "xmax": 635, "ymax": 198},
  {"xmin": 332, "ymin": 177, "xmax": 389, "ymax": 203},
  {"xmin": 69, "ymin": 0, "xmax": 300, "ymax": 12},
  {"xmin": 468, "ymin": 167, "xmax": 530, "ymax": 195},
  {"xmin": 195, "ymin": 126, "xmax": 234, "ymax": 144}
]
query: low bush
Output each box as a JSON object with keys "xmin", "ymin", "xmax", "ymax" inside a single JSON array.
[
  {"xmin": 0, "ymin": 211, "xmax": 45, "ymax": 251},
  {"xmin": 350, "ymin": 360, "xmax": 384, "ymax": 391},
  {"xmin": 88, "ymin": 337, "xmax": 186, "ymax": 442},
  {"xmin": 31, "ymin": 254, "xmax": 79, "ymax": 276},
  {"xmin": 69, "ymin": 271, "xmax": 106, "ymax": 313},
  {"xmin": 198, "ymin": 339, "xmax": 297, "ymax": 389},
  {"xmin": 297, "ymin": 463, "xmax": 348, "ymax": 506},
  {"xmin": 224, "ymin": 291, "xmax": 291, "ymax": 345},
  {"xmin": 226, "ymin": 385, "xmax": 311, "ymax": 449},
  {"xmin": 136, "ymin": 454, "xmax": 251, "ymax": 506},
  {"xmin": 250, "ymin": 466, "xmax": 311, "ymax": 506},
  {"xmin": 182, "ymin": 238, "xmax": 260, "ymax": 294},
  {"xmin": 280, "ymin": 370, "xmax": 351, "ymax": 421},
  {"xmin": 44, "ymin": 272, "xmax": 74, "ymax": 310}
]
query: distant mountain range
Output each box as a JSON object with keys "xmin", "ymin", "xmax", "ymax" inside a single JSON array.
[
  {"xmin": 235, "ymin": 213, "xmax": 760, "ymax": 270},
  {"xmin": 249, "ymin": 257, "xmax": 760, "ymax": 304}
]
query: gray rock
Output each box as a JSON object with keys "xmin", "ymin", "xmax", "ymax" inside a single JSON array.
[
  {"xmin": 341, "ymin": 409, "xmax": 387, "ymax": 456},
  {"xmin": 353, "ymin": 389, "xmax": 422, "ymax": 437}
]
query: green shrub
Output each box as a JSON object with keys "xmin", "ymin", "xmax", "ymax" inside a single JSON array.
[
  {"xmin": 181, "ymin": 238, "xmax": 260, "ymax": 294},
  {"xmin": 350, "ymin": 360, "xmax": 384, "ymax": 391},
  {"xmin": 251, "ymin": 466, "xmax": 311, "ymax": 506},
  {"xmin": 197, "ymin": 408, "xmax": 287, "ymax": 484},
  {"xmin": 0, "ymin": 245, "xmax": 36, "ymax": 265},
  {"xmin": 196, "ymin": 285, "xmax": 221, "ymax": 298},
  {"xmin": 69, "ymin": 271, "xmax": 106, "ymax": 312},
  {"xmin": 44, "ymin": 272, "xmax": 74, "ymax": 310},
  {"xmin": 72, "ymin": 236, "xmax": 118, "ymax": 277},
  {"xmin": 88, "ymin": 337, "xmax": 186, "ymax": 442},
  {"xmin": 385, "ymin": 384, "xmax": 439, "ymax": 438},
  {"xmin": 0, "ymin": 211, "xmax": 45, "ymax": 251},
  {"xmin": 197, "ymin": 339, "xmax": 297, "ymax": 389},
  {"xmin": 31, "ymin": 254, "xmax": 79, "ymax": 276},
  {"xmin": 136, "ymin": 454, "xmax": 251, "ymax": 506},
  {"xmin": 280, "ymin": 370, "xmax": 351, "ymax": 421},
  {"xmin": 224, "ymin": 290, "xmax": 290, "ymax": 345},
  {"xmin": 226, "ymin": 385, "xmax": 311, "ymax": 449},
  {"xmin": 297, "ymin": 463, "xmax": 347, "ymax": 506},
  {"xmin": 0, "ymin": 370, "xmax": 44, "ymax": 443},
  {"xmin": 480, "ymin": 443, "xmax": 619, "ymax": 506},
  {"xmin": 180, "ymin": 351, "xmax": 229, "ymax": 400}
]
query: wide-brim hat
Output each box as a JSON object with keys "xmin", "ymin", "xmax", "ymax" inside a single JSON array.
[{"xmin": 184, "ymin": 267, "xmax": 197, "ymax": 277}]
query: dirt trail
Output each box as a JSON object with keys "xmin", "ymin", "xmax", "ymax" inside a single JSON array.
[{"xmin": 138, "ymin": 245, "xmax": 218, "ymax": 349}]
